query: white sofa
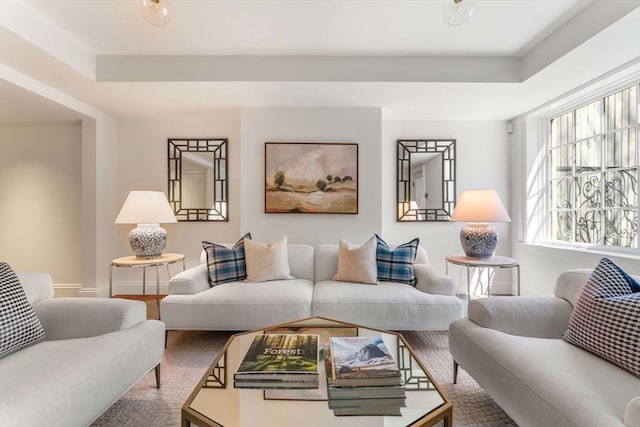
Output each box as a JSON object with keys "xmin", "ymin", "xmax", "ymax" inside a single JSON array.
[
  {"xmin": 0, "ymin": 272, "xmax": 166, "ymax": 427},
  {"xmin": 449, "ymin": 269, "xmax": 640, "ymax": 427},
  {"xmin": 161, "ymin": 243, "xmax": 464, "ymax": 331}
]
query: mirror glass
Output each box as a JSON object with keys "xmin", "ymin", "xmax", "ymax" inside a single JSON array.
[
  {"xmin": 397, "ymin": 139, "xmax": 456, "ymax": 222},
  {"xmin": 168, "ymin": 138, "xmax": 228, "ymax": 221}
]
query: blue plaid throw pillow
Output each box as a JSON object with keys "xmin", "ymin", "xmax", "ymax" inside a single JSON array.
[
  {"xmin": 563, "ymin": 258, "xmax": 640, "ymax": 377},
  {"xmin": 202, "ymin": 233, "xmax": 252, "ymax": 286},
  {"xmin": 375, "ymin": 234, "xmax": 419, "ymax": 286}
]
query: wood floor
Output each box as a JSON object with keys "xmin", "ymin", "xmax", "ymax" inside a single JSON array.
[{"xmin": 112, "ymin": 294, "xmax": 166, "ymax": 320}]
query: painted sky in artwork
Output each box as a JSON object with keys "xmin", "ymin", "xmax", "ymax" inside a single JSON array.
[{"xmin": 266, "ymin": 143, "xmax": 357, "ymax": 186}]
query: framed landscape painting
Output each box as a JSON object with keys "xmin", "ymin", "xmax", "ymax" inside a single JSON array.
[{"xmin": 265, "ymin": 142, "xmax": 358, "ymax": 214}]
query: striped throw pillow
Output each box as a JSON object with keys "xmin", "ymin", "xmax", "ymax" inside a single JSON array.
[
  {"xmin": 563, "ymin": 258, "xmax": 640, "ymax": 377},
  {"xmin": 202, "ymin": 233, "xmax": 252, "ymax": 286},
  {"xmin": 375, "ymin": 234, "xmax": 419, "ymax": 286}
]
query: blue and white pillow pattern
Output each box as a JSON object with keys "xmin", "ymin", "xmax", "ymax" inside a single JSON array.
[
  {"xmin": 0, "ymin": 262, "xmax": 46, "ymax": 359},
  {"xmin": 375, "ymin": 234, "xmax": 419, "ymax": 286},
  {"xmin": 202, "ymin": 233, "xmax": 252, "ymax": 287},
  {"xmin": 563, "ymin": 258, "xmax": 640, "ymax": 378}
]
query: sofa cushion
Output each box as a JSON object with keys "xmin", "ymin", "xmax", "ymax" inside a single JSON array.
[
  {"xmin": 244, "ymin": 236, "xmax": 294, "ymax": 282},
  {"xmin": 563, "ymin": 258, "xmax": 640, "ymax": 377},
  {"xmin": 374, "ymin": 235, "xmax": 419, "ymax": 286},
  {"xmin": 332, "ymin": 237, "xmax": 378, "ymax": 285},
  {"xmin": 202, "ymin": 232, "xmax": 251, "ymax": 286},
  {"xmin": 312, "ymin": 280, "xmax": 464, "ymax": 330},
  {"xmin": 0, "ymin": 263, "xmax": 45, "ymax": 359},
  {"xmin": 161, "ymin": 279, "xmax": 314, "ymax": 330}
]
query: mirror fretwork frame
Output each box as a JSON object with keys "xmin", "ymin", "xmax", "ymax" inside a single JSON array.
[
  {"xmin": 168, "ymin": 138, "xmax": 228, "ymax": 222},
  {"xmin": 397, "ymin": 139, "xmax": 456, "ymax": 222}
]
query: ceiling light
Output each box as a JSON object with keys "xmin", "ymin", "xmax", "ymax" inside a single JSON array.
[
  {"xmin": 443, "ymin": 0, "xmax": 475, "ymax": 26},
  {"xmin": 140, "ymin": 0, "xmax": 172, "ymax": 26}
]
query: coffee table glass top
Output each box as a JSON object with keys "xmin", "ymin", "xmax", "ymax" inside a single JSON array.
[{"xmin": 182, "ymin": 317, "xmax": 451, "ymax": 427}]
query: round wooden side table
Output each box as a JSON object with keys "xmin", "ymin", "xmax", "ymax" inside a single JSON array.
[{"xmin": 109, "ymin": 253, "xmax": 185, "ymax": 319}]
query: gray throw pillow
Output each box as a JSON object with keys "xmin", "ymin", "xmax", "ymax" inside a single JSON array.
[{"xmin": 0, "ymin": 262, "xmax": 46, "ymax": 359}]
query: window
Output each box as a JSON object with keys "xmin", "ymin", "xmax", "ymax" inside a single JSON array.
[{"xmin": 548, "ymin": 84, "xmax": 639, "ymax": 249}]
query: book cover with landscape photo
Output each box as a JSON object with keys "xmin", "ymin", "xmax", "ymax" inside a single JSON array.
[
  {"xmin": 329, "ymin": 336, "xmax": 402, "ymax": 387},
  {"xmin": 235, "ymin": 334, "xmax": 319, "ymax": 381},
  {"xmin": 263, "ymin": 327, "xmax": 357, "ymax": 400}
]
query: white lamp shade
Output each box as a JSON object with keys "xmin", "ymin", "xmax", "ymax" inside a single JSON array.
[
  {"xmin": 450, "ymin": 189, "xmax": 511, "ymax": 223},
  {"xmin": 115, "ymin": 191, "xmax": 177, "ymax": 224}
]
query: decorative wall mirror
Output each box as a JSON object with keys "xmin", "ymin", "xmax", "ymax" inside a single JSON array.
[
  {"xmin": 397, "ymin": 139, "xmax": 456, "ymax": 222},
  {"xmin": 168, "ymin": 138, "xmax": 228, "ymax": 221}
]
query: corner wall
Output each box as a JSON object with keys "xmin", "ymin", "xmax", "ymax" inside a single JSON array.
[
  {"xmin": 113, "ymin": 113, "xmax": 242, "ymax": 292},
  {"xmin": 0, "ymin": 124, "xmax": 82, "ymax": 294}
]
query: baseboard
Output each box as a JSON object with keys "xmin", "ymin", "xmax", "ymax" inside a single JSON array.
[
  {"xmin": 489, "ymin": 282, "xmax": 517, "ymax": 296},
  {"xmin": 53, "ymin": 284, "xmax": 82, "ymax": 298},
  {"xmin": 78, "ymin": 286, "xmax": 110, "ymax": 298},
  {"xmin": 458, "ymin": 280, "xmax": 517, "ymax": 297},
  {"xmin": 110, "ymin": 281, "xmax": 169, "ymax": 297}
]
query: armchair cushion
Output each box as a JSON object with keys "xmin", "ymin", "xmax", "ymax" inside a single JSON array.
[
  {"xmin": 0, "ymin": 263, "xmax": 45, "ymax": 358},
  {"xmin": 375, "ymin": 235, "xmax": 419, "ymax": 286},
  {"xmin": 467, "ymin": 296, "xmax": 574, "ymax": 338},
  {"xmin": 563, "ymin": 258, "xmax": 640, "ymax": 377},
  {"xmin": 33, "ymin": 297, "xmax": 146, "ymax": 340}
]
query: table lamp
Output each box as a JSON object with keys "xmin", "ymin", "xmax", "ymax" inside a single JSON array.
[
  {"xmin": 115, "ymin": 191, "xmax": 177, "ymax": 259},
  {"xmin": 449, "ymin": 189, "xmax": 511, "ymax": 259}
]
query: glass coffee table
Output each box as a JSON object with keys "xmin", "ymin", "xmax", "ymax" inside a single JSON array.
[{"xmin": 182, "ymin": 317, "xmax": 452, "ymax": 427}]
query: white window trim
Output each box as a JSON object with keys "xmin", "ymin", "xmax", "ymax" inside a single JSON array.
[{"xmin": 524, "ymin": 61, "xmax": 640, "ymax": 255}]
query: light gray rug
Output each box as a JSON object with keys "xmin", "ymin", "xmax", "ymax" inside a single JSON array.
[{"xmin": 92, "ymin": 329, "xmax": 516, "ymax": 427}]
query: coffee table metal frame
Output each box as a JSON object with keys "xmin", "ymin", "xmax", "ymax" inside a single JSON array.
[{"xmin": 181, "ymin": 316, "xmax": 453, "ymax": 427}]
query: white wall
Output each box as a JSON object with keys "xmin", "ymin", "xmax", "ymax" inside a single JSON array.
[
  {"xmin": 0, "ymin": 124, "xmax": 82, "ymax": 290},
  {"xmin": 114, "ymin": 112, "xmax": 241, "ymax": 293},
  {"xmin": 240, "ymin": 107, "xmax": 382, "ymax": 245},
  {"xmin": 382, "ymin": 120, "xmax": 513, "ymax": 295},
  {"xmin": 112, "ymin": 109, "xmax": 517, "ymax": 295}
]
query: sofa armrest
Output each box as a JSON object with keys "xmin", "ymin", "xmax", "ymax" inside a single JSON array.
[
  {"xmin": 625, "ymin": 397, "xmax": 640, "ymax": 427},
  {"xmin": 414, "ymin": 264, "xmax": 456, "ymax": 296},
  {"xmin": 468, "ymin": 296, "xmax": 574, "ymax": 338},
  {"xmin": 168, "ymin": 264, "xmax": 210, "ymax": 295},
  {"xmin": 33, "ymin": 298, "xmax": 146, "ymax": 340}
]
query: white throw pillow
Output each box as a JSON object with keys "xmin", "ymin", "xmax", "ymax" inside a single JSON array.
[
  {"xmin": 332, "ymin": 236, "xmax": 378, "ymax": 285},
  {"xmin": 244, "ymin": 236, "xmax": 294, "ymax": 282}
]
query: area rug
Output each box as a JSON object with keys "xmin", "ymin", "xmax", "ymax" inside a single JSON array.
[{"xmin": 92, "ymin": 329, "xmax": 516, "ymax": 427}]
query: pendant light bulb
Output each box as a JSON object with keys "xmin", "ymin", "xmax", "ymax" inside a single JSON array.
[
  {"xmin": 443, "ymin": 0, "xmax": 475, "ymax": 26},
  {"xmin": 140, "ymin": 0, "xmax": 172, "ymax": 26}
]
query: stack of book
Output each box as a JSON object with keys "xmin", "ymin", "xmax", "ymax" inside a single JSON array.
[
  {"xmin": 326, "ymin": 336, "xmax": 406, "ymax": 416},
  {"xmin": 234, "ymin": 334, "xmax": 320, "ymax": 389}
]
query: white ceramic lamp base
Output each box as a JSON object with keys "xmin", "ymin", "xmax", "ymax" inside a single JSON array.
[
  {"xmin": 129, "ymin": 224, "xmax": 167, "ymax": 259},
  {"xmin": 459, "ymin": 223, "xmax": 497, "ymax": 259}
]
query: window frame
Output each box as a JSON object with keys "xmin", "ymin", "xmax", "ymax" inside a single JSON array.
[
  {"xmin": 539, "ymin": 79, "xmax": 640, "ymax": 252},
  {"xmin": 531, "ymin": 76, "xmax": 640, "ymax": 254}
]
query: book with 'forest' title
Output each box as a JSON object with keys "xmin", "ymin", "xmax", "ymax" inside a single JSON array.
[{"xmin": 234, "ymin": 334, "xmax": 319, "ymax": 388}]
